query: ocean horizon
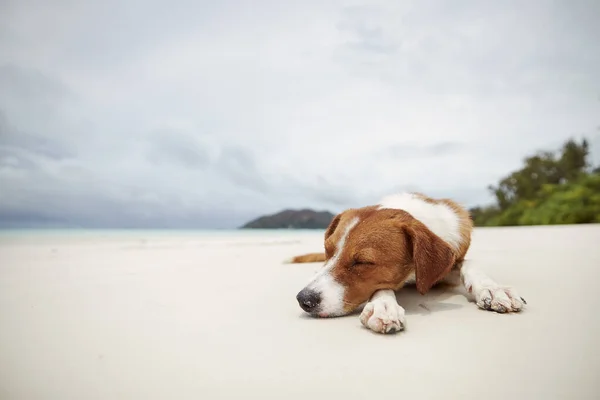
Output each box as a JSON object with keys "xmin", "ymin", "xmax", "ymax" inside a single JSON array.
[
  {"xmin": 0, "ymin": 228, "xmax": 327, "ymax": 248},
  {"xmin": 0, "ymin": 227, "xmax": 326, "ymax": 235}
]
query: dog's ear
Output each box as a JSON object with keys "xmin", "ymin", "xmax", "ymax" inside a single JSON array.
[
  {"xmin": 402, "ymin": 222, "xmax": 456, "ymax": 295},
  {"xmin": 323, "ymin": 212, "xmax": 346, "ymax": 259},
  {"xmin": 324, "ymin": 213, "xmax": 342, "ymax": 241}
]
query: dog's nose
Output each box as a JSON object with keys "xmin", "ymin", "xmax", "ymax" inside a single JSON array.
[{"xmin": 296, "ymin": 289, "xmax": 321, "ymax": 312}]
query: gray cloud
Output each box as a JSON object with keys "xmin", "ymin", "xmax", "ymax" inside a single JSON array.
[
  {"xmin": 0, "ymin": 64, "xmax": 71, "ymax": 102},
  {"xmin": 383, "ymin": 142, "xmax": 465, "ymax": 159},
  {"xmin": 146, "ymin": 129, "xmax": 211, "ymax": 169},
  {"xmin": 0, "ymin": 111, "xmax": 74, "ymax": 161},
  {"xmin": 337, "ymin": 5, "xmax": 400, "ymax": 55},
  {"xmin": 0, "ymin": 0, "xmax": 599, "ymax": 228},
  {"xmin": 214, "ymin": 145, "xmax": 269, "ymax": 192}
]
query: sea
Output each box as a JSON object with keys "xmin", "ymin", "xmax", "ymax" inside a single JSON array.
[
  {"xmin": 0, "ymin": 228, "xmax": 324, "ymax": 237},
  {"xmin": 0, "ymin": 228, "xmax": 326, "ymax": 247}
]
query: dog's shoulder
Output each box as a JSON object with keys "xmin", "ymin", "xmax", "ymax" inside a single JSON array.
[{"xmin": 377, "ymin": 192, "xmax": 472, "ymax": 259}]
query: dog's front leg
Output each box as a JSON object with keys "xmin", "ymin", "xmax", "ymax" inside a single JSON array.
[
  {"xmin": 459, "ymin": 260, "xmax": 526, "ymax": 313},
  {"xmin": 359, "ymin": 289, "xmax": 406, "ymax": 334}
]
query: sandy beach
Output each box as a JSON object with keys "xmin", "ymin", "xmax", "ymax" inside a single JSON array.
[{"xmin": 1, "ymin": 225, "xmax": 600, "ymax": 399}]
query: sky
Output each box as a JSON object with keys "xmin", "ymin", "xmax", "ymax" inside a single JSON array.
[{"xmin": 0, "ymin": 0, "xmax": 599, "ymax": 228}]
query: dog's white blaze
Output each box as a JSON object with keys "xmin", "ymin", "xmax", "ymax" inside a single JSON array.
[
  {"xmin": 305, "ymin": 216, "xmax": 360, "ymax": 316},
  {"xmin": 378, "ymin": 192, "xmax": 461, "ymax": 251}
]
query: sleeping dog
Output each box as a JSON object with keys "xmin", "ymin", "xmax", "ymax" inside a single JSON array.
[{"xmin": 287, "ymin": 192, "xmax": 526, "ymax": 334}]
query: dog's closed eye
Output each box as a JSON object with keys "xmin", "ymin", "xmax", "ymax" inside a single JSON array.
[{"xmin": 352, "ymin": 258, "xmax": 375, "ymax": 267}]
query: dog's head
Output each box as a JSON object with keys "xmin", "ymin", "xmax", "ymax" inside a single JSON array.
[{"xmin": 295, "ymin": 206, "xmax": 457, "ymax": 317}]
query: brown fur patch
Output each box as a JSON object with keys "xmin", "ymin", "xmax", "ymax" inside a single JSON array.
[{"xmin": 401, "ymin": 216, "xmax": 457, "ymax": 294}]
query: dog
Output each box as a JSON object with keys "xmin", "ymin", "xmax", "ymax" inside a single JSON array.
[{"xmin": 287, "ymin": 192, "xmax": 526, "ymax": 334}]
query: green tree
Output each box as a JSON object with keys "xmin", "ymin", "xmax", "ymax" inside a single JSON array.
[
  {"xmin": 557, "ymin": 138, "xmax": 589, "ymax": 181},
  {"xmin": 471, "ymin": 137, "xmax": 599, "ymax": 226},
  {"xmin": 489, "ymin": 138, "xmax": 589, "ymax": 211}
]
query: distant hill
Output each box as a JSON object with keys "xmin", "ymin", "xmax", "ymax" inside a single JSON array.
[{"xmin": 240, "ymin": 209, "xmax": 335, "ymax": 229}]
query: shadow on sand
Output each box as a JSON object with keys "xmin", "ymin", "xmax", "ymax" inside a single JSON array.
[{"xmin": 395, "ymin": 282, "xmax": 468, "ymax": 316}]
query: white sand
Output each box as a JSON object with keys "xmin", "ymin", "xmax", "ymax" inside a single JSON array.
[{"xmin": 1, "ymin": 225, "xmax": 600, "ymax": 400}]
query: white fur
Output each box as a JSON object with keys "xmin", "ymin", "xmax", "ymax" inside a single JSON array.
[
  {"xmin": 304, "ymin": 217, "xmax": 360, "ymax": 316},
  {"xmin": 460, "ymin": 260, "xmax": 525, "ymax": 313},
  {"xmin": 359, "ymin": 289, "xmax": 406, "ymax": 334},
  {"xmin": 404, "ymin": 271, "xmax": 416, "ymax": 285},
  {"xmin": 378, "ymin": 192, "xmax": 462, "ymax": 251}
]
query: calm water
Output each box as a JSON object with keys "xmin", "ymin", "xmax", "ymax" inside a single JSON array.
[{"xmin": 0, "ymin": 228, "xmax": 325, "ymax": 239}]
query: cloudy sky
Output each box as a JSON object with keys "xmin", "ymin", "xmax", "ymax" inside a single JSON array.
[{"xmin": 1, "ymin": 0, "xmax": 599, "ymax": 228}]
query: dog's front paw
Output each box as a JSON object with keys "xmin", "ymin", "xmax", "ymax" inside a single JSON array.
[
  {"xmin": 359, "ymin": 297, "xmax": 406, "ymax": 334},
  {"xmin": 473, "ymin": 285, "xmax": 526, "ymax": 313}
]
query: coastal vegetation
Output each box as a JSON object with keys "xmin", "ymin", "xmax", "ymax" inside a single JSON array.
[{"xmin": 469, "ymin": 138, "xmax": 600, "ymax": 226}]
